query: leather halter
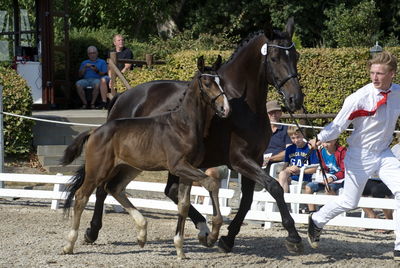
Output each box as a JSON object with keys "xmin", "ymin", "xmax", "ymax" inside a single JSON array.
[
  {"xmin": 197, "ymin": 73, "xmax": 227, "ymax": 116},
  {"xmin": 197, "ymin": 73, "xmax": 226, "ymax": 105}
]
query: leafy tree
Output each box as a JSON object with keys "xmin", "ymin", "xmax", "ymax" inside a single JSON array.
[{"xmin": 323, "ymin": 0, "xmax": 382, "ymax": 47}]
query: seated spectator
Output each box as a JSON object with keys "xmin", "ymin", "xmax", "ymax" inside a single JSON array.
[
  {"xmin": 361, "ymin": 177, "xmax": 393, "ymax": 233},
  {"xmin": 263, "ymin": 100, "xmax": 292, "ymax": 173},
  {"xmin": 76, "ymin": 46, "xmax": 108, "ymax": 109},
  {"xmin": 193, "ymin": 165, "xmax": 230, "ymax": 204},
  {"xmin": 278, "ymin": 126, "xmax": 318, "ymax": 193},
  {"xmin": 107, "ymin": 34, "xmax": 133, "ymax": 98},
  {"xmin": 304, "ymin": 139, "xmax": 347, "ymax": 213}
]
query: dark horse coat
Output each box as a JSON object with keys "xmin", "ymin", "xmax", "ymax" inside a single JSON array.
[
  {"xmin": 83, "ymin": 17, "xmax": 305, "ymax": 254},
  {"xmin": 61, "ymin": 57, "xmax": 230, "ymax": 259}
]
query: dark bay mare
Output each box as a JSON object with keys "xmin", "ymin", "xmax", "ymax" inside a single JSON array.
[
  {"xmin": 61, "ymin": 56, "xmax": 230, "ymax": 259},
  {"xmin": 85, "ymin": 17, "xmax": 304, "ymax": 253}
]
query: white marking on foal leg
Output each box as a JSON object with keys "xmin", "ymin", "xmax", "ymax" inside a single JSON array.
[
  {"xmin": 63, "ymin": 229, "xmax": 78, "ymax": 254},
  {"xmin": 174, "ymin": 233, "xmax": 186, "ymax": 259},
  {"xmin": 126, "ymin": 208, "xmax": 147, "ymax": 247}
]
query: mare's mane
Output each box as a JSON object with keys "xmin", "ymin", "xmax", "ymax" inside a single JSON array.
[{"xmin": 225, "ymin": 29, "xmax": 290, "ymax": 64}]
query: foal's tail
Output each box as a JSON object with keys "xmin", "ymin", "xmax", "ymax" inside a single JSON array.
[
  {"xmin": 63, "ymin": 165, "xmax": 85, "ymax": 215},
  {"xmin": 60, "ymin": 130, "xmax": 92, "ymax": 166}
]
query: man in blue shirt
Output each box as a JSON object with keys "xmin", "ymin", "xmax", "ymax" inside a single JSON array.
[
  {"xmin": 76, "ymin": 46, "xmax": 108, "ymax": 109},
  {"xmin": 263, "ymin": 100, "xmax": 292, "ymax": 171},
  {"xmin": 278, "ymin": 126, "xmax": 319, "ymax": 193}
]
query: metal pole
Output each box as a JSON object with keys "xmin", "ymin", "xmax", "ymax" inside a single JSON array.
[{"xmin": 0, "ymin": 85, "xmax": 4, "ymax": 188}]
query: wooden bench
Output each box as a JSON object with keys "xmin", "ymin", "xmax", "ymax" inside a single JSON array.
[{"xmin": 0, "ymin": 173, "xmax": 235, "ymax": 216}]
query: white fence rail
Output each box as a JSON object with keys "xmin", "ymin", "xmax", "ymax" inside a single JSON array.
[
  {"xmin": 0, "ymin": 172, "xmax": 397, "ymax": 231},
  {"xmin": 246, "ymin": 191, "xmax": 396, "ymax": 230},
  {"xmin": 0, "ymin": 173, "xmax": 235, "ymax": 216}
]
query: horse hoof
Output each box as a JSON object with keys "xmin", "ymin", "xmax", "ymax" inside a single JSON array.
[
  {"xmin": 62, "ymin": 246, "xmax": 73, "ymax": 255},
  {"xmin": 206, "ymin": 236, "xmax": 217, "ymax": 248},
  {"xmin": 84, "ymin": 228, "xmax": 97, "ymax": 244},
  {"xmin": 198, "ymin": 234, "xmax": 208, "ymax": 247},
  {"xmin": 217, "ymin": 236, "xmax": 233, "ymax": 253},
  {"xmin": 284, "ymin": 239, "xmax": 304, "ymax": 254},
  {"xmin": 177, "ymin": 253, "xmax": 188, "ymax": 260},
  {"xmin": 137, "ymin": 240, "xmax": 146, "ymax": 248}
]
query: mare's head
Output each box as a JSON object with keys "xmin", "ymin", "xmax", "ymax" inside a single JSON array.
[
  {"xmin": 196, "ymin": 55, "xmax": 230, "ymax": 118},
  {"xmin": 263, "ymin": 17, "xmax": 303, "ymax": 112}
]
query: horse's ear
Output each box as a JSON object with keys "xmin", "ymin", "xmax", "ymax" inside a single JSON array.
[
  {"xmin": 264, "ymin": 12, "xmax": 274, "ymax": 40},
  {"xmin": 197, "ymin": 56, "xmax": 205, "ymax": 72},
  {"xmin": 285, "ymin": 17, "xmax": 295, "ymax": 39},
  {"xmin": 212, "ymin": 55, "xmax": 222, "ymax": 70}
]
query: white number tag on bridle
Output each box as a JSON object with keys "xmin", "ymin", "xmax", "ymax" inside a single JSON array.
[{"xmin": 261, "ymin": 44, "xmax": 268, "ymax": 55}]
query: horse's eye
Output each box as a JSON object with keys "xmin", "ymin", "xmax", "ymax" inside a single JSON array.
[
  {"xmin": 205, "ymin": 81, "xmax": 212, "ymax": 87},
  {"xmin": 271, "ymin": 57, "xmax": 277, "ymax": 62}
]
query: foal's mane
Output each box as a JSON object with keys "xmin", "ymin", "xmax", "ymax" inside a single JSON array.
[{"xmin": 166, "ymin": 70, "xmax": 204, "ymax": 112}]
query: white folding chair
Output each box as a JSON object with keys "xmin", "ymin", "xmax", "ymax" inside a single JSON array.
[{"xmin": 289, "ymin": 164, "xmax": 319, "ymax": 214}]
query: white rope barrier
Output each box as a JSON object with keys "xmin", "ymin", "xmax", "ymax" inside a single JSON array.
[
  {"xmin": 2, "ymin": 112, "xmax": 101, "ymax": 127},
  {"xmin": 2, "ymin": 110, "xmax": 400, "ymax": 134},
  {"xmin": 269, "ymin": 121, "xmax": 400, "ymax": 134}
]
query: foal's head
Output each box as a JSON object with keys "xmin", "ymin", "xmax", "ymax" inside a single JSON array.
[{"xmin": 196, "ymin": 56, "xmax": 230, "ymax": 118}]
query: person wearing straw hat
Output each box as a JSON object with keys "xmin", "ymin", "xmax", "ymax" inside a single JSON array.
[{"xmin": 263, "ymin": 100, "xmax": 292, "ymax": 171}]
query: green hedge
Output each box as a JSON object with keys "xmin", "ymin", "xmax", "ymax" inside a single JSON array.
[
  {"xmin": 0, "ymin": 66, "xmax": 33, "ymax": 155},
  {"xmin": 115, "ymin": 47, "xmax": 400, "ymax": 144},
  {"xmin": 114, "ymin": 50, "xmax": 232, "ymax": 91}
]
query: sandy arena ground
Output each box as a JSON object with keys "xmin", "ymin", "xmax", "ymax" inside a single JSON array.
[
  {"xmin": 1, "ymin": 162, "xmax": 398, "ymax": 268},
  {"xmin": 0, "ymin": 197, "xmax": 398, "ymax": 268}
]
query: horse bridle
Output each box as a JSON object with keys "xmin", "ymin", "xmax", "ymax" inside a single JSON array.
[
  {"xmin": 197, "ymin": 73, "xmax": 227, "ymax": 107},
  {"xmin": 263, "ymin": 42, "xmax": 298, "ymax": 96}
]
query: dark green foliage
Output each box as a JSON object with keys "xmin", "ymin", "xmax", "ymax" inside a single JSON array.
[
  {"xmin": 323, "ymin": 1, "xmax": 382, "ymax": 48},
  {"xmin": 0, "ymin": 66, "xmax": 33, "ymax": 155}
]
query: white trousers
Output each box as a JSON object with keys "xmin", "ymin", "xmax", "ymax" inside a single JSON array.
[{"xmin": 312, "ymin": 148, "xmax": 400, "ymax": 250}]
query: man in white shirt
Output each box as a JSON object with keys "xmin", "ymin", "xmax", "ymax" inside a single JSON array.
[{"xmin": 307, "ymin": 51, "xmax": 400, "ymax": 261}]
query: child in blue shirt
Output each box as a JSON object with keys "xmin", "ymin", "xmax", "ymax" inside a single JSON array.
[{"xmin": 278, "ymin": 126, "xmax": 319, "ymax": 192}]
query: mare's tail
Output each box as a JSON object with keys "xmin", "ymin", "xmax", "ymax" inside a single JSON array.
[
  {"xmin": 63, "ymin": 165, "xmax": 85, "ymax": 215},
  {"xmin": 107, "ymin": 92, "xmax": 121, "ymax": 115},
  {"xmin": 60, "ymin": 130, "xmax": 92, "ymax": 166}
]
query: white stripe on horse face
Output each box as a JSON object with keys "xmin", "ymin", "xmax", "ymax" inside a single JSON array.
[
  {"xmin": 286, "ymin": 50, "xmax": 289, "ymax": 56},
  {"xmin": 213, "ymin": 76, "xmax": 230, "ymax": 116}
]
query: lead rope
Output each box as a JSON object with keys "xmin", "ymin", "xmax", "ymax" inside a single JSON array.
[
  {"xmin": 263, "ymin": 41, "xmax": 330, "ymax": 191},
  {"xmin": 285, "ymin": 104, "xmax": 331, "ymax": 192}
]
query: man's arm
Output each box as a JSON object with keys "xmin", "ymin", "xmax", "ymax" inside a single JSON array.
[
  {"xmin": 269, "ymin": 150, "xmax": 285, "ymax": 162},
  {"xmin": 78, "ymin": 62, "xmax": 89, "ymax": 77},
  {"xmin": 318, "ymin": 94, "xmax": 357, "ymax": 142},
  {"xmin": 121, "ymin": 48, "xmax": 133, "ymax": 73},
  {"xmin": 121, "ymin": 63, "xmax": 132, "ymax": 73}
]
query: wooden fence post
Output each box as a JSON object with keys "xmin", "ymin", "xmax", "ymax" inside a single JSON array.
[
  {"xmin": 145, "ymin": 54, "xmax": 154, "ymax": 67},
  {"xmin": 109, "ymin": 52, "xmax": 117, "ymax": 90}
]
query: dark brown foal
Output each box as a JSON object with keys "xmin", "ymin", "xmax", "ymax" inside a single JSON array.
[{"xmin": 62, "ymin": 56, "xmax": 230, "ymax": 259}]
